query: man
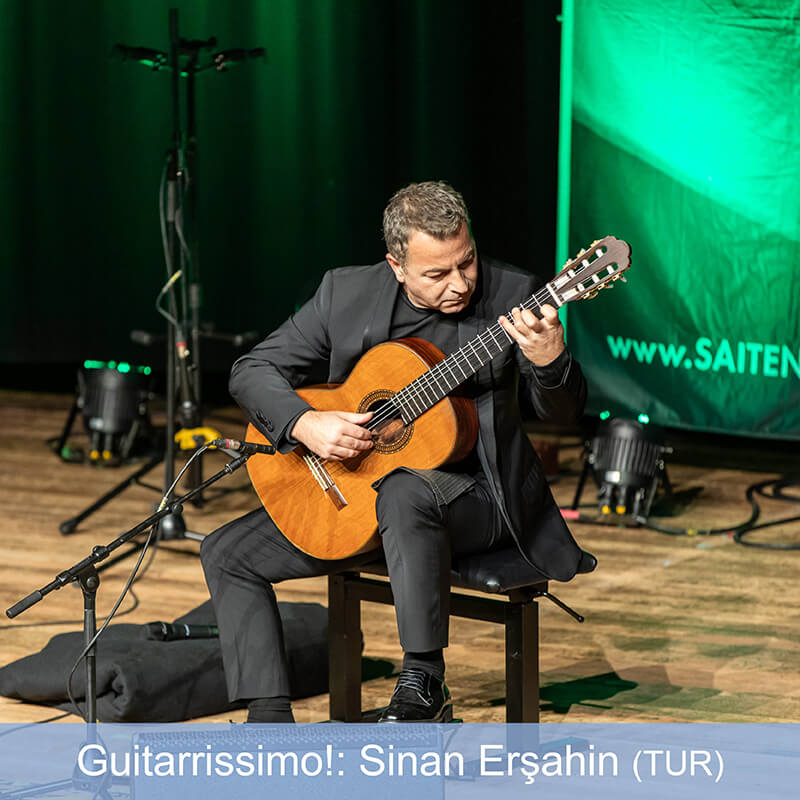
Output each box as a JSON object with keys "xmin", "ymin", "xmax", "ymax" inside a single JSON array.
[{"xmin": 201, "ymin": 181, "xmax": 588, "ymax": 723}]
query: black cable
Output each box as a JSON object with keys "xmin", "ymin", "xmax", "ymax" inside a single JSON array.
[
  {"xmin": 634, "ymin": 476, "xmax": 797, "ymax": 538},
  {"xmin": 754, "ymin": 476, "xmax": 800, "ymax": 502},
  {"xmin": 733, "ymin": 514, "xmax": 800, "ymax": 549},
  {"xmin": 157, "ymin": 157, "xmax": 181, "ymax": 328},
  {"xmin": 634, "ymin": 491, "xmax": 760, "ymax": 537},
  {"xmin": 132, "ymin": 523, "xmax": 162, "ymax": 582},
  {"xmin": 155, "ymin": 271, "xmax": 182, "ymax": 328},
  {"xmin": 733, "ymin": 475, "xmax": 800, "ymax": 549},
  {"xmin": 729, "ymin": 477, "xmax": 800, "ymax": 549},
  {"xmin": 568, "ymin": 475, "xmax": 799, "ymax": 549}
]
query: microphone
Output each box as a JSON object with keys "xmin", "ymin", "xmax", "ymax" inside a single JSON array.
[
  {"xmin": 212, "ymin": 47, "xmax": 266, "ymax": 71},
  {"xmin": 112, "ymin": 44, "xmax": 168, "ymax": 69},
  {"xmin": 143, "ymin": 621, "xmax": 218, "ymax": 641},
  {"xmin": 211, "ymin": 438, "xmax": 275, "ymax": 455}
]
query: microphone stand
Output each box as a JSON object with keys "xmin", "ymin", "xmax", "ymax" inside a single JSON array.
[
  {"xmin": 7, "ymin": 446, "xmax": 271, "ymax": 708},
  {"xmin": 162, "ymin": 10, "xmax": 266, "ymax": 514},
  {"xmin": 58, "ymin": 9, "xmax": 264, "ymax": 539},
  {"xmin": 161, "ymin": 7, "xmax": 200, "ymax": 537},
  {"xmin": 3, "ymin": 445, "xmax": 272, "ymax": 800}
]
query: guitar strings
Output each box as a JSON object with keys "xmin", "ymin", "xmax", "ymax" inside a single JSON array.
[
  {"xmin": 379, "ymin": 253, "xmax": 620, "ymax": 428},
  {"xmin": 303, "ymin": 451, "xmax": 333, "ymax": 488},
  {"xmin": 367, "ymin": 284, "xmax": 552, "ymax": 429},
  {"xmin": 363, "ymin": 282, "xmax": 555, "ymax": 432}
]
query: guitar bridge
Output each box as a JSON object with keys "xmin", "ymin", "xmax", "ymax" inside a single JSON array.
[
  {"xmin": 325, "ymin": 484, "xmax": 347, "ymax": 510},
  {"xmin": 302, "ymin": 449, "xmax": 348, "ymax": 511}
]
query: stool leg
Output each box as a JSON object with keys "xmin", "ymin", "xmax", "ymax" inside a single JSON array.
[
  {"xmin": 505, "ymin": 598, "xmax": 540, "ymax": 723},
  {"xmin": 328, "ymin": 574, "xmax": 362, "ymax": 721}
]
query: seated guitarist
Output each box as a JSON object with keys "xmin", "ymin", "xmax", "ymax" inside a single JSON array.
[{"xmin": 201, "ymin": 181, "xmax": 588, "ymax": 723}]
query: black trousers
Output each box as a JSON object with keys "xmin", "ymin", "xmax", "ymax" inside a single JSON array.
[{"xmin": 200, "ymin": 470, "xmax": 512, "ymax": 702}]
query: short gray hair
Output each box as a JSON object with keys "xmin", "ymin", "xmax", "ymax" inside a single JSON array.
[{"xmin": 383, "ymin": 181, "xmax": 470, "ymax": 265}]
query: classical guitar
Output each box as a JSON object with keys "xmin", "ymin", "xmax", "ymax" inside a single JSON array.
[{"xmin": 245, "ymin": 236, "xmax": 631, "ymax": 559}]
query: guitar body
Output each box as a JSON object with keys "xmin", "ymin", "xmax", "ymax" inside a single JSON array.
[{"xmin": 245, "ymin": 338, "xmax": 479, "ymax": 560}]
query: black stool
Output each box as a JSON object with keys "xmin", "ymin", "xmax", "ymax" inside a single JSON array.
[{"xmin": 328, "ymin": 547, "xmax": 596, "ymax": 722}]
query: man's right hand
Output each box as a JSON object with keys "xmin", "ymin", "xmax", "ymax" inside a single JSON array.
[{"xmin": 290, "ymin": 410, "xmax": 374, "ymax": 460}]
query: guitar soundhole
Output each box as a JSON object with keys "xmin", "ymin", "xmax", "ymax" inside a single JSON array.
[{"xmin": 358, "ymin": 390, "xmax": 413, "ymax": 455}]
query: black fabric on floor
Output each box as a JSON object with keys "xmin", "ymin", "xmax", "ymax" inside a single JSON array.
[{"xmin": 0, "ymin": 600, "xmax": 329, "ymax": 722}]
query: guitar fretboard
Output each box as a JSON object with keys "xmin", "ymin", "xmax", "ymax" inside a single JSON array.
[
  {"xmin": 389, "ymin": 283, "xmax": 554, "ymax": 425},
  {"xmin": 365, "ymin": 235, "xmax": 629, "ymax": 428}
]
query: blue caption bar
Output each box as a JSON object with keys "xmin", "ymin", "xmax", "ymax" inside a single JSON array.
[{"xmin": 0, "ymin": 723, "xmax": 797, "ymax": 799}]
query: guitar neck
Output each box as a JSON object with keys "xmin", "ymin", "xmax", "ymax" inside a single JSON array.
[
  {"xmin": 393, "ymin": 281, "xmax": 558, "ymax": 425},
  {"xmin": 388, "ymin": 235, "xmax": 631, "ymax": 425}
]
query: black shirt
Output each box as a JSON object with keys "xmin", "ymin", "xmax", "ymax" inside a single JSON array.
[{"xmin": 388, "ymin": 288, "xmax": 481, "ymax": 477}]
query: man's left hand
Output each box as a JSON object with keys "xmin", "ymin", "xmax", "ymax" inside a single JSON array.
[{"xmin": 498, "ymin": 304, "xmax": 565, "ymax": 367}]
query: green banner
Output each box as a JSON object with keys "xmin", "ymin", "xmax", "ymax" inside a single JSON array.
[{"xmin": 567, "ymin": 0, "xmax": 800, "ymax": 438}]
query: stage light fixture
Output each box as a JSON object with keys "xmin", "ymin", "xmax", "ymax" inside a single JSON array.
[
  {"xmin": 77, "ymin": 361, "xmax": 152, "ymax": 462},
  {"xmin": 572, "ymin": 415, "xmax": 672, "ymax": 521}
]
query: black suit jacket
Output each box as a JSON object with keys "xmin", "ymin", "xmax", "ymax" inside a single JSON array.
[{"xmin": 230, "ymin": 256, "xmax": 588, "ymax": 580}]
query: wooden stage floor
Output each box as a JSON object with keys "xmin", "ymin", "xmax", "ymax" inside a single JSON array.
[{"xmin": 1, "ymin": 390, "xmax": 798, "ymax": 724}]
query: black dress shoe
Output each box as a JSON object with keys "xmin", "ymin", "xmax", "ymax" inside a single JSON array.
[{"xmin": 378, "ymin": 668, "xmax": 453, "ymax": 723}]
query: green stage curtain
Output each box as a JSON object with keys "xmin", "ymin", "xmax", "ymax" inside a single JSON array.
[{"xmin": 0, "ymin": 0, "xmax": 559, "ymax": 378}]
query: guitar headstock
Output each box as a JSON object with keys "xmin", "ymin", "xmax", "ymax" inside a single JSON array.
[{"xmin": 552, "ymin": 236, "xmax": 631, "ymax": 302}]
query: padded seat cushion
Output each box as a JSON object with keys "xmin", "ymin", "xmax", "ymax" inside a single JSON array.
[{"xmin": 356, "ymin": 548, "xmax": 597, "ymax": 595}]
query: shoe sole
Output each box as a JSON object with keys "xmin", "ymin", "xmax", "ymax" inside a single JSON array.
[{"xmin": 378, "ymin": 703, "xmax": 455, "ymax": 723}]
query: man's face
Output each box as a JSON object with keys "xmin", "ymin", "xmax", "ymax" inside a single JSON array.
[{"xmin": 386, "ymin": 221, "xmax": 478, "ymax": 313}]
